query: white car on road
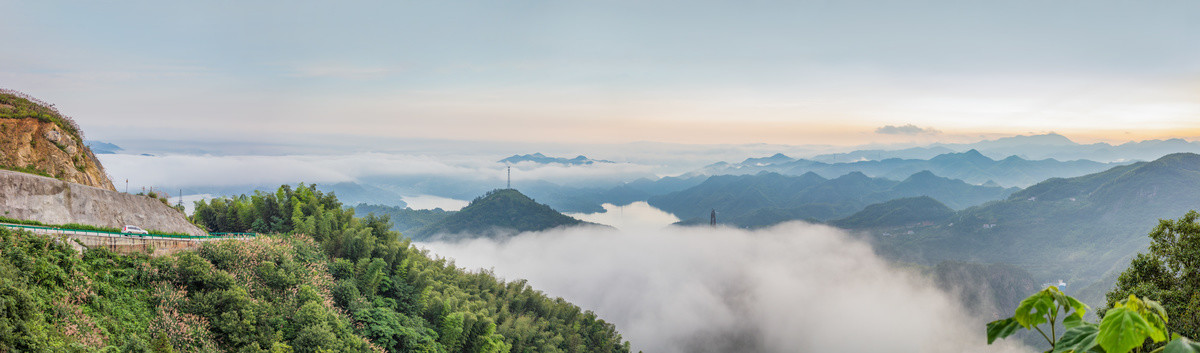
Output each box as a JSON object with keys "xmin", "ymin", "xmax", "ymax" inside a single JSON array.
[{"xmin": 122, "ymin": 225, "xmax": 149, "ymax": 235}]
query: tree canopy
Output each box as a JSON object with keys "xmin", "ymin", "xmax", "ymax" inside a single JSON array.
[{"xmin": 1105, "ymin": 210, "xmax": 1200, "ymax": 339}]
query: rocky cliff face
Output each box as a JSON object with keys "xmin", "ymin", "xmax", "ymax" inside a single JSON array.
[
  {"xmin": 0, "ymin": 92, "xmax": 115, "ymax": 190},
  {"xmin": 0, "ymin": 170, "xmax": 205, "ymax": 236},
  {"xmin": 0, "ymin": 91, "xmax": 203, "ymax": 236}
]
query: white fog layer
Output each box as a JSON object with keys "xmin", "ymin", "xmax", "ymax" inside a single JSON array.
[
  {"xmin": 565, "ymin": 202, "xmax": 680, "ymax": 231},
  {"xmin": 421, "ymin": 222, "xmax": 1030, "ymax": 353},
  {"xmin": 400, "ymin": 194, "xmax": 470, "ymax": 211}
]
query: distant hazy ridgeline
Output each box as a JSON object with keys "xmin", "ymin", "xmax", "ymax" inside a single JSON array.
[
  {"xmin": 650, "ymin": 169, "xmax": 1015, "ymax": 228},
  {"xmin": 699, "ymin": 149, "xmax": 1126, "ymax": 187}
]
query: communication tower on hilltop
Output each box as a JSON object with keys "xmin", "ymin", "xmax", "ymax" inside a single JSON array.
[
  {"xmin": 507, "ymin": 165, "xmax": 511, "ymax": 189},
  {"xmin": 710, "ymin": 209, "xmax": 717, "ymax": 226}
]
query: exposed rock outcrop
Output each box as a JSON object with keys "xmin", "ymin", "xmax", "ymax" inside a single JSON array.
[
  {"xmin": 0, "ymin": 91, "xmax": 115, "ymax": 190},
  {"xmin": 0, "ymin": 170, "xmax": 205, "ymax": 236}
]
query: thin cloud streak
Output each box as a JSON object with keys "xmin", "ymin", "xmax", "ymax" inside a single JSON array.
[{"xmin": 877, "ymin": 124, "xmax": 942, "ymax": 135}]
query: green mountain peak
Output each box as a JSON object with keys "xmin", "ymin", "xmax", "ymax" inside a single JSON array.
[{"xmin": 411, "ymin": 189, "xmax": 586, "ymax": 240}]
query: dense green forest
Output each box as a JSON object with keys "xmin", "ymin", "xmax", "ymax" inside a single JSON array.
[{"xmin": 0, "ymin": 184, "xmax": 629, "ymax": 352}]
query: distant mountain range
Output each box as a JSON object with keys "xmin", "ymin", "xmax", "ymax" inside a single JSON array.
[
  {"xmin": 319, "ymin": 182, "xmax": 408, "ymax": 208},
  {"xmin": 847, "ymin": 153, "xmax": 1200, "ymax": 308},
  {"xmin": 500, "ymin": 153, "xmax": 613, "ymax": 165},
  {"xmin": 697, "ymin": 149, "xmax": 1126, "ymax": 187},
  {"xmin": 84, "ymin": 140, "xmax": 124, "ymax": 154},
  {"xmin": 650, "ymin": 170, "xmax": 1016, "ymax": 228},
  {"xmin": 408, "ymin": 188, "xmax": 591, "ymax": 240},
  {"xmin": 813, "ymin": 133, "xmax": 1200, "ymax": 163},
  {"xmin": 520, "ymin": 175, "xmax": 707, "ymax": 213}
]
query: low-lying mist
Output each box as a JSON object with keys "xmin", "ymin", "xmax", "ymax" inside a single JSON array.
[
  {"xmin": 565, "ymin": 202, "xmax": 681, "ymax": 231},
  {"xmin": 420, "ymin": 222, "xmax": 1030, "ymax": 353}
]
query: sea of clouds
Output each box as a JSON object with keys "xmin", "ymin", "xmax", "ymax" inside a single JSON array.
[{"xmin": 420, "ymin": 222, "xmax": 1031, "ymax": 353}]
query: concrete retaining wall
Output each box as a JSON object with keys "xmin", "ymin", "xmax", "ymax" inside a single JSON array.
[
  {"xmin": 65, "ymin": 234, "xmax": 205, "ymax": 256},
  {"xmin": 0, "ymin": 170, "xmax": 206, "ymax": 236}
]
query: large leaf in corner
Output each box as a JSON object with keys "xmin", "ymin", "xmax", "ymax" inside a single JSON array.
[
  {"xmin": 987, "ymin": 318, "xmax": 1022, "ymax": 344},
  {"xmin": 1097, "ymin": 307, "xmax": 1156, "ymax": 353}
]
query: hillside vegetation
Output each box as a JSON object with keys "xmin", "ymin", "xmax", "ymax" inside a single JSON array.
[
  {"xmin": 0, "ymin": 89, "xmax": 83, "ymax": 140},
  {"xmin": 70, "ymin": 183, "xmax": 632, "ymax": 353}
]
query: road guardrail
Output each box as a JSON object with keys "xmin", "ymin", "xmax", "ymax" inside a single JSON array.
[{"xmin": 0, "ymin": 223, "xmax": 257, "ymax": 240}]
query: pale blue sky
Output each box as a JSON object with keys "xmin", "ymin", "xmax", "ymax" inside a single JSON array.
[{"xmin": 2, "ymin": 1, "xmax": 1198, "ymax": 146}]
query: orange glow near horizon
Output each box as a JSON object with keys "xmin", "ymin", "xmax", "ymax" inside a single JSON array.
[{"xmin": 319, "ymin": 114, "xmax": 1200, "ymax": 147}]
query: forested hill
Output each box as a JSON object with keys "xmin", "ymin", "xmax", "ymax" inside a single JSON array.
[
  {"xmin": 831, "ymin": 196, "xmax": 954, "ymax": 229},
  {"xmin": 870, "ymin": 153, "xmax": 1200, "ymax": 308},
  {"xmin": 411, "ymin": 189, "xmax": 588, "ymax": 240},
  {"xmin": 12, "ymin": 183, "xmax": 631, "ymax": 352}
]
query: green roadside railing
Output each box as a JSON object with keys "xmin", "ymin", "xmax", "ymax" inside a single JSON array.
[
  {"xmin": 0, "ymin": 223, "xmax": 257, "ymax": 240},
  {"xmin": 209, "ymin": 232, "xmax": 257, "ymax": 237}
]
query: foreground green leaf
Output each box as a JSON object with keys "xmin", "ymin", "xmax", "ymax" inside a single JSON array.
[
  {"xmin": 1053, "ymin": 288, "xmax": 1090, "ymax": 320},
  {"xmin": 988, "ymin": 318, "xmax": 1022, "ymax": 344},
  {"xmin": 1015, "ymin": 290, "xmax": 1056, "ymax": 328},
  {"xmin": 1065, "ymin": 314, "xmax": 1085, "ymax": 329},
  {"xmin": 1054, "ymin": 324, "xmax": 1099, "ymax": 353},
  {"xmin": 1098, "ymin": 307, "xmax": 1155, "ymax": 353},
  {"xmin": 1141, "ymin": 298, "xmax": 1170, "ymax": 339}
]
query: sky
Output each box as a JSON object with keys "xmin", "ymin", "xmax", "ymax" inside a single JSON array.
[{"xmin": 2, "ymin": 1, "xmax": 1198, "ymax": 148}]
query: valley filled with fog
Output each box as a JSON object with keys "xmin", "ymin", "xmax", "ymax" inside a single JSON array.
[
  {"xmin": 419, "ymin": 222, "xmax": 1030, "ymax": 353},
  {"xmin": 566, "ymin": 202, "xmax": 680, "ymax": 231}
]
